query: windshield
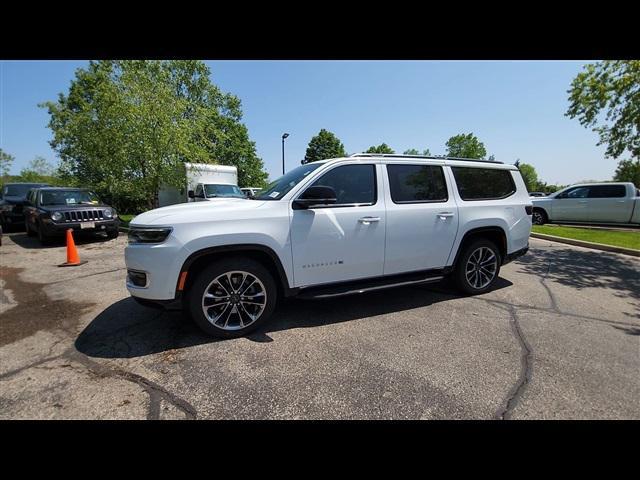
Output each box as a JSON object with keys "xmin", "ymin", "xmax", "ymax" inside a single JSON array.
[
  {"xmin": 256, "ymin": 163, "xmax": 323, "ymax": 200},
  {"xmin": 204, "ymin": 184, "xmax": 245, "ymax": 198},
  {"xmin": 40, "ymin": 190, "xmax": 101, "ymax": 206},
  {"xmin": 3, "ymin": 184, "xmax": 38, "ymax": 197}
]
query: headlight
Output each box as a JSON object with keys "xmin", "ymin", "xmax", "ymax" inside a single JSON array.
[
  {"xmin": 128, "ymin": 227, "xmax": 173, "ymax": 244},
  {"xmin": 103, "ymin": 208, "xmax": 113, "ymax": 219},
  {"xmin": 51, "ymin": 211, "xmax": 63, "ymax": 221}
]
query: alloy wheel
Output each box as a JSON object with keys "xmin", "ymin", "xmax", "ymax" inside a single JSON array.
[
  {"xmin": 465, "ymin": 247, "xmax": 498, "ymax": 290},
  {"xmin": 201, "ymin": 270, "xmax": 267, "ymax": 331}
]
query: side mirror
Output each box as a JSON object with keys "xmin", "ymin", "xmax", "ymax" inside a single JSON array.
[
  {"xmin": 293, "ymin": 185, "xmax": 338, "ymax": 209},
  {"xmin": 188, "ymin": 190, "xmax": 195, "ymax": 199}
]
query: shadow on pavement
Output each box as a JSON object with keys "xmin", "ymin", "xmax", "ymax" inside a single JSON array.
[
  {"xmin": 75, "ymin": 278, "xmax": 513, "ymax": 359},
  {"xmin": 517, "ymin": 245, "xmax": 640, "ymax": 318},
  {"xmin": 8, "ymin": 231, "xmax": 114, "ymax": 249}
]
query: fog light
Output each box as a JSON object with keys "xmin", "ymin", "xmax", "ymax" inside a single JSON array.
[{"xmin": 127, "ymin": 270, "xmax": 147, "ymax": 287}]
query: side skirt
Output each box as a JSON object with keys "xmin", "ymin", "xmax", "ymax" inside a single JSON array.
[{"xmin": 295, "ymin": 268, "xmax": 450, "ymax": 300}]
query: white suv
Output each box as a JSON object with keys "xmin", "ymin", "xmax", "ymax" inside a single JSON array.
[{"xmin": 125, "ymin": 154, "xmax": 532, "ymax": 338}]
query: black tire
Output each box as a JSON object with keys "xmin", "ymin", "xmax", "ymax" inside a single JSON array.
[
  {"xmin": 454, "ymin": 239, "xmax": 502, "ymax": 295},
  {"xmin": 26, "ymin": 220, "xmax": 36, "ymax": 237},
  {"xmin": 106, "ymin": 229, "xmax": 119, "ymax": 239},
  {"xmin": 186, "ymin": 257, "xmax": 277, "ymax": 339},
  {"xmin": 532, "ymin": 208, "xmax": 547, "ymax": 225},
  {"xmin": 37, "ymin": 222, "xmax": 51, "ymax": 245}
]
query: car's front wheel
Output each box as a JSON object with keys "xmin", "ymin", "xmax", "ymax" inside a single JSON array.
[
  {"xmin": 37, "ymin": 222, "xmax": 51, "ymax": 245},
  {"xmin": 26, "ymin": 221, "xmax": 36, "ymax": 237},
  {"xmin": 187, "ymin": 257, "xmax": 277, "ymax": 339},
  {"xmin": 454, "ymin": 239, "xmax": 501, "ymax": 295},
  {"xmin": 532, "ymin": 209, "xmax": 547, "ymax": 225}
]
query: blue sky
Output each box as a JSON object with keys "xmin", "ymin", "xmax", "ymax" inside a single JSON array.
[{"xmin": 1, "ymin": 60, "xmax": 613, "ymax": 185}]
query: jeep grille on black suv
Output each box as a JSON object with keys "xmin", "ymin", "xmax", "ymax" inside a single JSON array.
[{"xmin": 62, "ymin": 210, "xmax": 106, "ymax": 222}]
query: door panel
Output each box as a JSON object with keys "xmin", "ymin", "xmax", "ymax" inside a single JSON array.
[
  {"xmin": 383, "ymin": 164, "xmax": 458, "ymax": 274},
  {"xmin": 290, "ymin": 164, "xmax": 386, "ymax": 287},
  {"xmin": 552, "ymin": 186, "xmax": 590, "ymax": 221},
  {"xmin": 587, "ymin": 185, "xmax": 632, "ymax": 223}
]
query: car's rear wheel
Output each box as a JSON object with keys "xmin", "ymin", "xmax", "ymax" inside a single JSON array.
[
  {"xmin": 454, "ymin": 239, "xmax": 501, "ymax": 295},
  {"xmin": 532, "ymin": 209, "xmax": 547, "ymax": 225},
  {"xmin": 187, "ymin": 257, "xmax": 277, "ymax": 339},
  {"xmin": 26, "ymin": 221, "xmax": 36, "ymax": 237}
]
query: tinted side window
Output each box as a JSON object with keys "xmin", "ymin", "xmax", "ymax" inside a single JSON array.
[
  {"xmin": 565, "ymin": 187, "xmax": 589, "ymax": 199},
  {"xmin": 310, "ymin": 164, "xmax": 376, "ymax": 205},
  {"xmin": 387, "ymin": 164, "xmax": 448, "ymax": 203},
  {"xmin": 451, "ymin": 167, "xmax": 516, "ymax": 201},
  {"xmin": 588, "ymin": 185, "xmax": 626, "ymax": 198},
  {"xmin": 195, "ymin": 184, "xmax": 204, "ymax": 197}
]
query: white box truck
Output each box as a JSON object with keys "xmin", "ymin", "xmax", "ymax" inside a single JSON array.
[{"xmin": 158, "ymin": 163, "xmax": 245, "ymax": 207}]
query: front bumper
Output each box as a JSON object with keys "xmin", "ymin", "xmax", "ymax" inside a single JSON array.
[
  {"xmin": 42, "ymin": 218, "xmax": 119, "ymax": 235},
  {"xmin": 124, "ymin": 234, "xmax": 190, "ymax": 301},
  {"xmin": 131, "ymin": 296, "xmax": 183, "ymax": 311}
]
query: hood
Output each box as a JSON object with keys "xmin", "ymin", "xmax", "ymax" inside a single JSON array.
[
  {"xmin": 40, "ymin": 202, "xmax": 111, "ymax": 212},
  {"xmin": 531, "ymin": 195, "xmax": 554, "ymax": 204},
  {"xmin": 130, "ymin": 198, "xmax": 267, "ymax": 226},
  {"xmin": 1, "ymin": 195, "xmax": 28, "ymax": 205}
]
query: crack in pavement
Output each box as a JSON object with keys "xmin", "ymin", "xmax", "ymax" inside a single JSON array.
[
  {"xmin": 491, "ymin": 303, "xmax": 533, "ymax": 420},
  {"xmin": 64, "ymin": 348, "xmax": 197, "ymax": 420}
]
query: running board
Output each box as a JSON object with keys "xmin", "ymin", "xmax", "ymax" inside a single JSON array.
[{"xmin": 296, "ymin": 273, "xmax": 445, "ymax": 300}]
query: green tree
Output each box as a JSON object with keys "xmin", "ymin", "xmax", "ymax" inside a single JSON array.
[
  {"xmin": 515, "ymin": 161, "xmax": 539, "ymax": 192},
  {"xmin": 567, "ymin": 61, "xmax": 640, "ymax": 160},
  {"xmin": 403, "ymin": 148, "xmax": 431, "ymax": 156},
  {"xmin": 302, "ymin": 129, "xmax": 347, "ymax": 164},
  {"xmin": 41, "ymin": 60, "xmax": 268, "ymax": 212},
  {"xmin": 365, "ymin": 143, "xmax": 395, "ymax": 154},
  {"xmin": 613, "ymin": 159, "xmax": 640, "ymax": 186},
  {"xmin": 22, "ymin": 156, "xmax": 56, "ymax": 176},
  {"xmin": 445, "ymin": 133, "xmax": 487, "ymax": 159},
  {"xmin": 0, "ymin": 149, "xmax": 14, "ymax": 178}
]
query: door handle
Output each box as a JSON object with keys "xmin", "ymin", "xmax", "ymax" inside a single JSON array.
[
  {"xmin": 616, "ymin": 200, "xmax": 626, "ymax": 203},
  {"xmin": 438, "ymin": 212, "xmax": 455, "ymax": 219},
  {"xmin": 578, "ymin": 200, "xmax": 588, "ymax": 203},
  {"xmin": 358, "ymin": 216, "xmax": 380, "ymax": 224}
]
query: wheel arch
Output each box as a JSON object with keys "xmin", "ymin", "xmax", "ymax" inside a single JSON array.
[
  {"xmin": 178, "ymin": 244, "xmax": 293, "ymax": 299},
  {"xmin": 451, "ymin": 226, "xmax": 508, "ymax": 267},
  {"xmin": 532, "ymin": 206, "xmax": 550, "ymax": 222}
]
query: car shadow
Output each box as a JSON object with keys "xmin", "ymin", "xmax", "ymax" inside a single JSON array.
[
  {"xmin": 75, "ymin": 278, "xmax": 513, "ymax": 359},
  {"xmin": 518, "ymin": 245, "xmax": 640, "ymax": 318},
  {"xmin": 8, "ymin": 231, "xmax": 115, "ymax": 249}
]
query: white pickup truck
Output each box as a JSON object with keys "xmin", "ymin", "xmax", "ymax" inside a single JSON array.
[{"xmin": 531, "ymin": 182, "xmax": 640, "ymax": 226}]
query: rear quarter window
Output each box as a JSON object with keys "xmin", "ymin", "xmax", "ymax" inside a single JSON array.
[
  {"xmin": 451, "ymin": 167, "xmax": 516, "ymax": 201},
  {"xmin": 588, "ymin": 185, "xmax": 627, "ymax": 198}
]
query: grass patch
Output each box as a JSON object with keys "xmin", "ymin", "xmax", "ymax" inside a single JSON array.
[
  {"xmin": 532, "ymin": 225, "xmax": 640, "ymax": 250},
  {"xmin": 118, "ymin": 214, "xmax": 136, "ymax": 227}
]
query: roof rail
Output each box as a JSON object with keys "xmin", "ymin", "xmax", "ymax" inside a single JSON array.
[{"xmin": 349, "ymin": 153, "xmax": 503, "ymax": 164}]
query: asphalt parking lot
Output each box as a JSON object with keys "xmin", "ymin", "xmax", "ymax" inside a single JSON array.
[{"xmin": 1, "ymin": 230, "xmax": 639, "ymax": 419}]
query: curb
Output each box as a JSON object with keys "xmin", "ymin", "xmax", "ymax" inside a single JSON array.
[{"xmin": 530, "ymin": 233, "xmax": 640, "ymax": 257}]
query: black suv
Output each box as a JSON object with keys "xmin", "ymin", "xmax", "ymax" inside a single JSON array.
[
  {"xmin": 0, "ymin": 182, "xmax": 50, "ymax": 230},
  {"xmin": 24, "ymin": 187, "xmax": 120, "ymax": 244}
]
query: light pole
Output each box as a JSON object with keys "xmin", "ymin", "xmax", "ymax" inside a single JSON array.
[{"xmin": 282, "ymin": 133, "xmax": 289, "ymax": 175}]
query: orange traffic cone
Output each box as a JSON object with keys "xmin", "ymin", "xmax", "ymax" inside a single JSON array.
[{"xmin": 59, "ymin": 229, "xmax": 87, "ymax": 267}]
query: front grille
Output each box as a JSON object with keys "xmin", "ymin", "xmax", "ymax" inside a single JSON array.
[
  {"xmin": 62, "ymin": 209, "xmax": 105, "ymax": 222},
  {"xmin": 14, "ymin": 205, "xmax": 23, "ymax": 214}
]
